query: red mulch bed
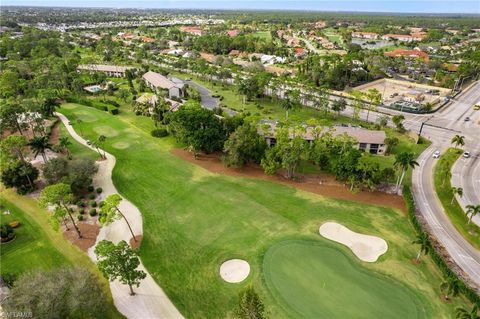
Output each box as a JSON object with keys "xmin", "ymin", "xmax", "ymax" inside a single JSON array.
[
  {"xmin": 63, "ymin": 222, "xmax": 100, "ymax": 252},
  {"xmin": 171, "ymin": 148, "xmax": 406, "ymax": 213}
]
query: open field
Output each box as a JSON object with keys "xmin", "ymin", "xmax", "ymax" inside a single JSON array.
[
  {"xmin": 57, "ymin": 103, "xmax": 467, "ymax": 318},
  {"xmin": 434, "ymin": 148, "xmax": 480, "ymax": 249},
  {"xmin": 251, "ymin": 31, "xmax": 272, "ymax": 40},
  {"xmin": 264, "ymin": 240, "xmax": 426, "ymax": 319},
  {"xmin": 0, "ymin": 190, "xmax": 123, "ymax": 318}
]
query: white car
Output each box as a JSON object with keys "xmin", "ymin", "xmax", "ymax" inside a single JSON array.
[
  {"xmin": 432, "ymin": 150, "xmax": 440, "ymax": 158},
  {"xmin": 463, "ymin": 151, "xmax": 471, "ymax": 158}
]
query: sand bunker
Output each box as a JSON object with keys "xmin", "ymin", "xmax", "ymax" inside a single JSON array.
[
  {"xmin": 220, "ymin": 259, "xmax": 250, "ymax": 283},
  {"xmin": 319, "ymin": 222, "xmax": 388, "ymax": 262}
]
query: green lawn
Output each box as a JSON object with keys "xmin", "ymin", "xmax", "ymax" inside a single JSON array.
[
  {"xmin": 0, "ymin": 189, "xmax": 123, "ymax": 318},
  {"xmin": 57, "ymin": 103, "xmax": 467, "ymax": 318},
  {"xmin": 57, "ymin": 114, "xmax": 100, "ymax": 161},
  {"xmin": 264, "ymin": 240, "xmax": 427, "ymax": 319},
  {"xmin": 251, "ymin": 31, "xmax": 272, "ymax": 40},
  {"xmin": 434, "ymin": 148, "xmax": 480, "ymax": 249}
]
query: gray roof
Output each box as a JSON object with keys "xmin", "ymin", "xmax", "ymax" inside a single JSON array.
[
  {"xmin": 143, "ymin": 71, "xmax": 184, "ymax": 90},
  {"xmin": 77, "ymin": 64, "xmax": 132, "ymax": 73}
]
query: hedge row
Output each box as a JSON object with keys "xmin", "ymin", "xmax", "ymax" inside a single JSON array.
[{"xmin": 403, "ymin": 185, "xmax": 480, "ymax": 305}]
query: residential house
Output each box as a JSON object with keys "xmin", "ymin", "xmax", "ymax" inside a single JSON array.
[
  {"xmin": 142, "ymin": 71, "xmax": 186, "ymax": 99},
  {"xmin": 384, "ymin": 49, "xmax": 429, "ymax": 62},
  {"xmin": 227, "ymin": 29, "xmax": 239, "ymax": 37},
  {"xmin": 351, "ymin": 32, "xmax": 379, "ymax": 40},
  {"xmin": 258, "ymin": 121, "xmax": 387, "ymax": 155},
  {"xmin": 180, "ymin": 26, "xmax": 203, "ymax": 36},
  {"xmin": 76, "ymin": 64, "xmax": 133, "ymax": 77},
  {"xmin": 381, "ymin": 33, "xmax": 425, "ymax": 42}
]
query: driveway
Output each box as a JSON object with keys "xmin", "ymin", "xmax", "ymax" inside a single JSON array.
[{"xmin": 185, "ymin": 80, "xmax": 238, "ymax": 117}]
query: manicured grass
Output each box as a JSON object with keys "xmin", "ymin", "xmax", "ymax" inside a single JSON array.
[
  {"xmin": 434, "ymin": 148, "xmax": 480, "ymax": 249},
  {"xmin": 58, "ymin": 103, "xmax": 467, "ymax": 318},
  {"xmin": 264, "ymin": 240, "xmax": 427, "ymax": 319},
  {"xmin": 0, "ymin": 189, "xmax": 123, "ymax": 318}
]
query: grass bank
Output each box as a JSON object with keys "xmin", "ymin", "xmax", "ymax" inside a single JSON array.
[
  {"xmin": 0, "ymin": 189, "xmax": 123, "ymax": 318},
  {"xmin": 434, "ymin": 148, "xmax": 480, "ymax": 249}
]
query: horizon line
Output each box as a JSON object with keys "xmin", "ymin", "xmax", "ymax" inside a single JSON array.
[{"xmin": 1, "ymin": 5, "xmax": 479, "ymax": 16}]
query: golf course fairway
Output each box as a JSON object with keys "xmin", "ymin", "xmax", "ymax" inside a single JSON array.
[{"xmin": 263, "ymin": 240, "xmax": 426, "ymax": 319}]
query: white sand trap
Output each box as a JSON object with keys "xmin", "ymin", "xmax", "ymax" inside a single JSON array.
[
  {"xmin": 220, "ymin": 259, "xmax": 250, "ymax": 283},
  {"xmin": 319, "ymin": 222, "xmax": 388, "ymax": 262}
]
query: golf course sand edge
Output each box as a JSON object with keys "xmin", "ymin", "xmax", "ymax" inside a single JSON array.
[{"xmin": 319, "ymin": 222, "xmax": 388, "ymax": 262}]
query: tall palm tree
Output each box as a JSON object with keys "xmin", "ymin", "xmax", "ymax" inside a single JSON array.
[
  {"xmin": 394, "ymin": 152, "xmax": 419, "ymax": 193},
  {"xmin": 466, "ymin": 204, "xmax": 480, "ymax": 224},
  {"xmin": 97, "ymin": 135, "xmax": 107, "ymax": 159},
  {"xmin": 28, "ymin": 136, "xmax": 53, "ymax": 163},
  {"xmin": 451, "ymin": 187, "xmax": 463, "ymax": 204},
  {"xmin": 440, "ymin": 275, "xmax": 460, "ymax": 300},
  {"xmin": 412, "ymin": 232, "xmax": 430, "ymax": 262},
  {"xmin": 451, "ymin": 135, "xmax": 465, "ymax": 148},
  {"xmin": 58, "ymin": 136, "xmax": 72, "ymax": 157},
  {"xmin": 455, "ymin": 305, "xmax": 479, "ymax": 319}
]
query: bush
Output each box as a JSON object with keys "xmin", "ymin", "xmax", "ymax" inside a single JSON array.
[
  {"xmin": 98, "ymin": 201, "xmax": 105, "ymax": 208},
  {"xmin": 77, "ymin": 214, "xmax": 84, "ymax": 221},
  {"xmin": 88, "ymin": 193, "xmax": 96, "ymax": 200},
  {"xmin": 89, "ymin": 209, "xmax": 97, "ymax": 216},
  {"xmin": 79, "ymin": 208, "xmax": 85, "ymax": 214},
  {"xmin": 87, "ymin": 185, "xmax": 94, "ymax": 192},
  {"xmin": 90, "ymin": 201, "xmax": 97, "ymax": 208},
  {"xmin": 78, "ymin": 201, "xmax": 86, "ymax": 208},
  {"xmin": 151, "ymin": 128, "xmax": 169, "ymax": 138},
  {"xmin": 0, "ymin": 224, "xmax": 15, "ymax": 242},
  {"xmin": 110, "ymin": 109, "xmax": 119, "ymax": 115},
  {"xmin": 96, "ymin": 187, "xmax": 103, "ymax": 194}
]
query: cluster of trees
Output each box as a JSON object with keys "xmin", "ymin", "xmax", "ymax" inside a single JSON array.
[{"xmin": 190, "ymin": 34, "xmax": 280, "ymax": 56}]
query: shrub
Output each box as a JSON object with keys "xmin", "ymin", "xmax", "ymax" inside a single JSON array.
[
  {"xmin": 87, "ymin": 185, "xmax": 94, "ymax": 192},
  {"xmin": 151, "ymin": 128, "xmax": 169, "ymax": 138},
  {"xmin": 90, "ymin": 201, "xmax": 97, "ymax": 207},
  {"xmin": 96, "ymin": 187, "xmax": 103, "ymax": 194},
  {"xmin": 0, "ymin": 224, "xmax": 15, "ymax": 242},
  {"xmin": 98, "ymin": 201, "xmax": 105, "ymax": 208},
  {"xmin": 110, "ymin": 109, "xmax": 119, "ymax": 115},
  {"xmin": 77, "ymin": 214, "xmax": 84, "ymax": 221},
  {"xmin": 79, "ymin": 208, "xmax": 85, "ymax": 214},
  {"xmin": 88, "ymin": 193, "xmax": 96, "ymax": 200},
  {"xmin": 78, "ymin": 201, "xmax": 86, "ymax": 208},
  {"xmin": 89, "ymin": 209, "xmax": 97, "ymax": 216}
]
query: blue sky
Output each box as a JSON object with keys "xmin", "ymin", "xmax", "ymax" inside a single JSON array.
[{"xmin": 2, "ymin": 0, "xmax": 479, "ymax": 14}]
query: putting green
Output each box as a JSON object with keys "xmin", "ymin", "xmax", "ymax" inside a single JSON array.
[{"xmin": 263, "ymin": 240, "xmax": 427, "ymax": 319}]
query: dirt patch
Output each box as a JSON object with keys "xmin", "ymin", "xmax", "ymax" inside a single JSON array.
[
  {"xmin": 63, "ymin": 222, "xmax": 100, "ymax": 252},
  {"xmin": 171, "ymin": 149, "xmax": 406, "ymax": 213},
  {"xmin": 130, "ymin": 235, "xmax": 143, "ymax": 250}
]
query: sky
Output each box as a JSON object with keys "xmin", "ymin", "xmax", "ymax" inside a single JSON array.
[{"xmin": 2, "ymin": 0, "xmax": 480, "ymax": 14}]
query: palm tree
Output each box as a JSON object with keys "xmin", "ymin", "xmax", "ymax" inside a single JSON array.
[
  {"xmin": 99, "ymin": 194, "xmax": 137, "ymax": 242},
  {"xmin": 466, "ymin": 204, "xmax": 480, "ymax": 224},
  {"xmin": 455, "ymin": 305, "xmax": 479, "ymax": 319},
  {"xmin": 58, "ymin": 136, "xmax": 72, "ymax": 157},
  {"xmin": 412, "ymin": 232, "xmax": 430, "ymax": 262},
  {"xmin": 451, "ymin": 135, "xmax": 465, "ymax": 148},
  {"xmin": 28, "ymin": 136, "xmax": 53, "ymax": 163},
  {"xmin": 394, "ymin": 152, "xmax": 419, "ymax": 193},
  {"xmin": 97, "ymin": 135, "xmax": 107, "ymax": 159},
  {"xmin": 451, "ymin": 187, "xmax": 463, "ymax": 204},
  {"xmin": 440, "ymin": 275, "xmax": 460, "ymax": 300}
]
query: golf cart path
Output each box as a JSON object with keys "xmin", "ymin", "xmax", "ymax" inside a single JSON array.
[{"xmin": 56, "ymin": 112, "xmax": 184, "ymax": 319}]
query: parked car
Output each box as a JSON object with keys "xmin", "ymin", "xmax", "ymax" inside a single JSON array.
[
  {"xmin": 463, "ymin": 151, "xmax": 471, "ymax": 158},
  {"xmin": 433, "ymin": 150, "xmax": 441, "ymax": 158},
  {"xmin": 464, "ymin": 117, "xmax": 470, "ymax": 122}
]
